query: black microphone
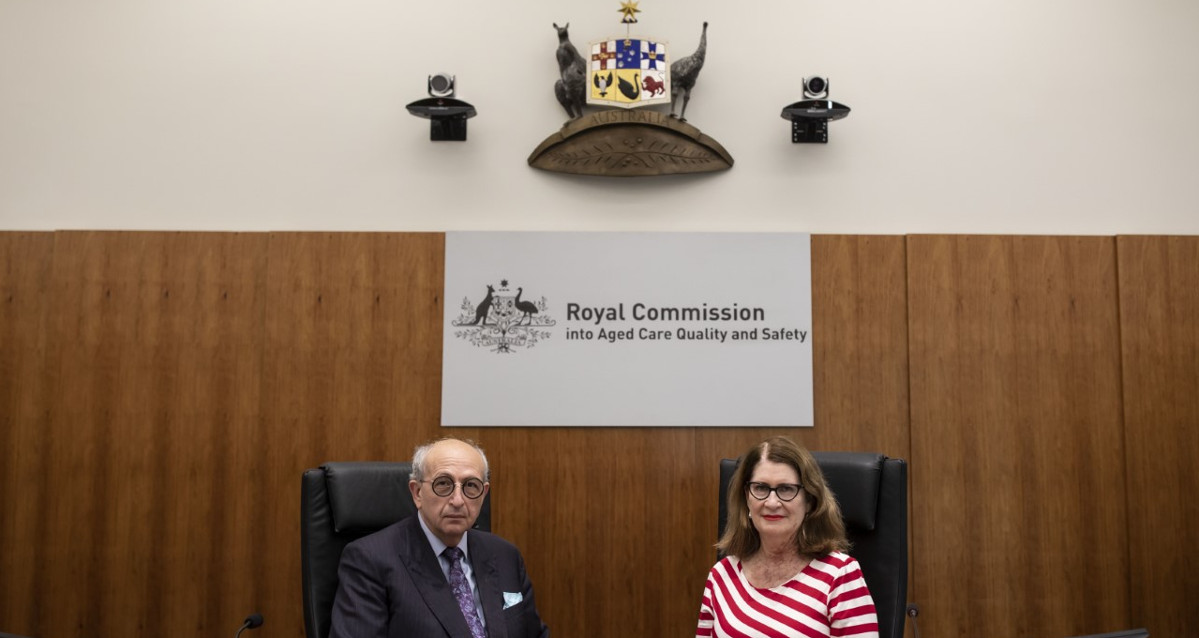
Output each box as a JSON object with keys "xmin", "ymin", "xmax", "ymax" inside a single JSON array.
[{"xmin": 234, "ymin": 613, "xmax": 263, "ymax": 638}]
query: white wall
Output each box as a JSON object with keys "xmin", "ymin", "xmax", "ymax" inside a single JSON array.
[{"xmin": 2, "ymin": 0, "xmax": 1197, "ymax": 234}]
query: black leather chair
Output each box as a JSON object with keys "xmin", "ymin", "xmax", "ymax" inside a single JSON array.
[
  {"xmin": 719, "ymin": 452, "xmax": 908, "ymax": 638},
  {"xmin": 300, "ymin": 462, "xmax": 492, "ymax": 638}
]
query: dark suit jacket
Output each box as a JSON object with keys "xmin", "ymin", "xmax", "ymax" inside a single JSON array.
[{"xmin": 329, "ymin": 516, "xmax": 549, "ymax": 638}]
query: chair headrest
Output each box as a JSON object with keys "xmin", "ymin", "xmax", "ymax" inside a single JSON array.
[
  {"xmin": 811, "ymin": 452, "xmax": 884, "ymax": 531},
  {"xmin": 323, "ymin": 462, "xmax": 417, "ymax": 533}
]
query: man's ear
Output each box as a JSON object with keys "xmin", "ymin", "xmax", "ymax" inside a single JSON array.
[{"xmin": 409, "ymin": 479, "xmax": 422, "ymax": 508}]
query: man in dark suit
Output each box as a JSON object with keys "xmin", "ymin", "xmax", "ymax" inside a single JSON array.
[{"xmin": 329, "ymin": 438, "xmax": 550, "ymax": 638}]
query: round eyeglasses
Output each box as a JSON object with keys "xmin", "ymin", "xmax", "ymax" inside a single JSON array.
[
  {"xmin": 746, "ymin": 481, "xmax": 802, "ymax": 502},
  {"xmin": 423, "ymin": 476, "xmax": 485, "ymax": 499}
]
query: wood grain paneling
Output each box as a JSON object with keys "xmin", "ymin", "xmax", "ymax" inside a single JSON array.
[
  {"xmin": 6, "ymin": 231, "xmax": 1196, "ymax": 638},
  {"xmin": 257, "ymin": 232, "xmax": 449, "ymax": 637},
  {"xmin": 1117, "ymin": 236, "xmax": 1199, "ymax": 637},
  {"xmin": 0, "ymin": 232, "xmax": 916, "ymax": 638},
  {"xmin": 493, "ymin": 428, "xmax": 704, "ymax": 637},
  {"xmin": 29, "ymin": 231, "xmax": 267, "ymax": 638},
  {"xmin": 810, "ymin": 235, "xmax": 911, "ymax": 457},
  {"xmin": 908, "ymin": 236, "xmax": 1129, "ymax": 638},
  {"xmin": 0, "ymin": 232, "xmax": 54, "ymax": 635}
]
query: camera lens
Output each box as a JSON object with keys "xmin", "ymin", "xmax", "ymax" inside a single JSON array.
[
  {"xmin": 428, "ymin": 73, "xmax": 455, "ymax": 97},
  {"xmin": 806, "ymin": 77, "xmax": 826, "ymax": 94}
]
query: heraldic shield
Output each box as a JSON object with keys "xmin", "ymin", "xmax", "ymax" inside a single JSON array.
[
  {"xmin": 487, "ymin": 294, "xmax": 518, "ymax": 332},
  {"xmin": 587, "ymin": 37, "xmax": 671, "ymax": 109}
]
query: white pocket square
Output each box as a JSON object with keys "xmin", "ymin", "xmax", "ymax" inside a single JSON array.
[{"xmin": 502, "ymin": 591, "xmax": 523, "ymax": 609}]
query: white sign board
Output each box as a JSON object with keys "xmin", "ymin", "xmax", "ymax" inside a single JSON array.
[{"xmin": 442, "ymin": 232, "xmax": 813, "ymax": 426}]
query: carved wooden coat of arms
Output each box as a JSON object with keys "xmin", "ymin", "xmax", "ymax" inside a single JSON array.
[{"xmin": 529, "ymin": 3, "xmax": 733, "ymax": 177}]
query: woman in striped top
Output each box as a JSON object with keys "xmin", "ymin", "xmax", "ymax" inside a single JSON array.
[{"xmin": 696, "ymin": 437, "xmax": 878, "ymax": 638}]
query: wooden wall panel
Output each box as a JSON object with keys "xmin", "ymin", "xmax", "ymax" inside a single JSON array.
[
  {"xmin": 495, "ymin": 428, "xmax": 704, "ymax": 637},
  {"xmin": 908, "ymin": 236, "xmax": 1129, "ymax": 638},
  {"xmin": 0, "ymin": 232, "xmax": 917, "ymax": 638},
  {"xmin": 26, "ymin": 231, "xmax": 267, "ymax": 638},
  {"xmin": 810, "ymin": 235, "xmax": 911, "ymax": 458},
  {"xmin": 8, "ymin": 231, "xmax": 1195, "ymax": 638},
  {"xmin": 1117, "ymin": 236, "xmax": 1199, "ymax": 637},
  {"xmin": 0, "ymin": 232, "xmax": 54, "ymax": 635},
  {"xmin": 257, "ymin": 232, "xmax": 449, "ymax": 638}
]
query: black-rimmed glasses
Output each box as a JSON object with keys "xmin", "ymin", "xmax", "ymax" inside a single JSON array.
[
  {"xmin": 423, "ymin": 476, "xmax": 485, "ymax": 499},
  {"xmin": 746, "ymin": 481, "xmax": 802, "ymax": 502}
]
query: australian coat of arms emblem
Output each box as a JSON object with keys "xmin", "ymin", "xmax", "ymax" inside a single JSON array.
[
  {"xmin": 528, "ymin": 2, "xmax": 732, "ymax": 177},
  {"xmin": 451, "ymin": 282, "xmax": 556, "ymax": 354}
]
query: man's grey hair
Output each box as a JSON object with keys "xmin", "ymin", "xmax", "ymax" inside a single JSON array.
[{"xmin": 409, "ymin": 438, "xmax": 491, "ymax": 482}]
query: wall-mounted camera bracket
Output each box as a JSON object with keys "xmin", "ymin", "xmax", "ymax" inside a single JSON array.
[
  {"xmin": 780, "ymin": 99, "xmax": 851, "ymax": 144},
  {"xmin": 406, "ymin": 98, "xmax": 477, "ymax": 141}
]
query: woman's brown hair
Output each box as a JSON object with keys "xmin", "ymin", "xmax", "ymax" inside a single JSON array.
[{"xmin": 716, "ymin": 436, "xmax": 849, "ymax": 559}]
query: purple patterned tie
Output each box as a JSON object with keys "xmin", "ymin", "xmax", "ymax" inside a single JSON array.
[{"xmin": 444, "ymin": 547, "xmax": 486, "ymax": 638}]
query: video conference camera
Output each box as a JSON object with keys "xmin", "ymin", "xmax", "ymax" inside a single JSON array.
[
  {"xmin": 781, "ymin": 76, "xmax": 851, "ymax": 144},
  {"xmin": 406, "ymin": 72, "xmax": 477, "ymax": 141}
]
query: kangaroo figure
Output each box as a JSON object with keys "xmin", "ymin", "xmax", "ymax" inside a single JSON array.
[
  {"xmin": 553, "ymin": 22, "xmax": 587, "ymax": 123},
  {"xmin": 471, "ymin": 285, "xmax": 495, "ymax": 325}
]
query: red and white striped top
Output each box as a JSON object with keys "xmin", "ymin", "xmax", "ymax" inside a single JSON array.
[{"xmin": 696, "ymin": 553, "xmax": 879, "ymax": 638}]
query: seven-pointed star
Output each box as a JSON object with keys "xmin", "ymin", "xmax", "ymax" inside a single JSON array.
[{"xmin": 618, "ymin": 0, "xmax": 640, "ymax": 23}]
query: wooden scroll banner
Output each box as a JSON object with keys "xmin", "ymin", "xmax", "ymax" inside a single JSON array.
[{"xmin": 527, "ymin": 109, "xmax": 733, "ymax": 177}]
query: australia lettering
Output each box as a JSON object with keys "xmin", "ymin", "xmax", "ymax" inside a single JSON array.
[{"xmin": 588, "ymin": 109, "xmax": 663, "ymax": 126}]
